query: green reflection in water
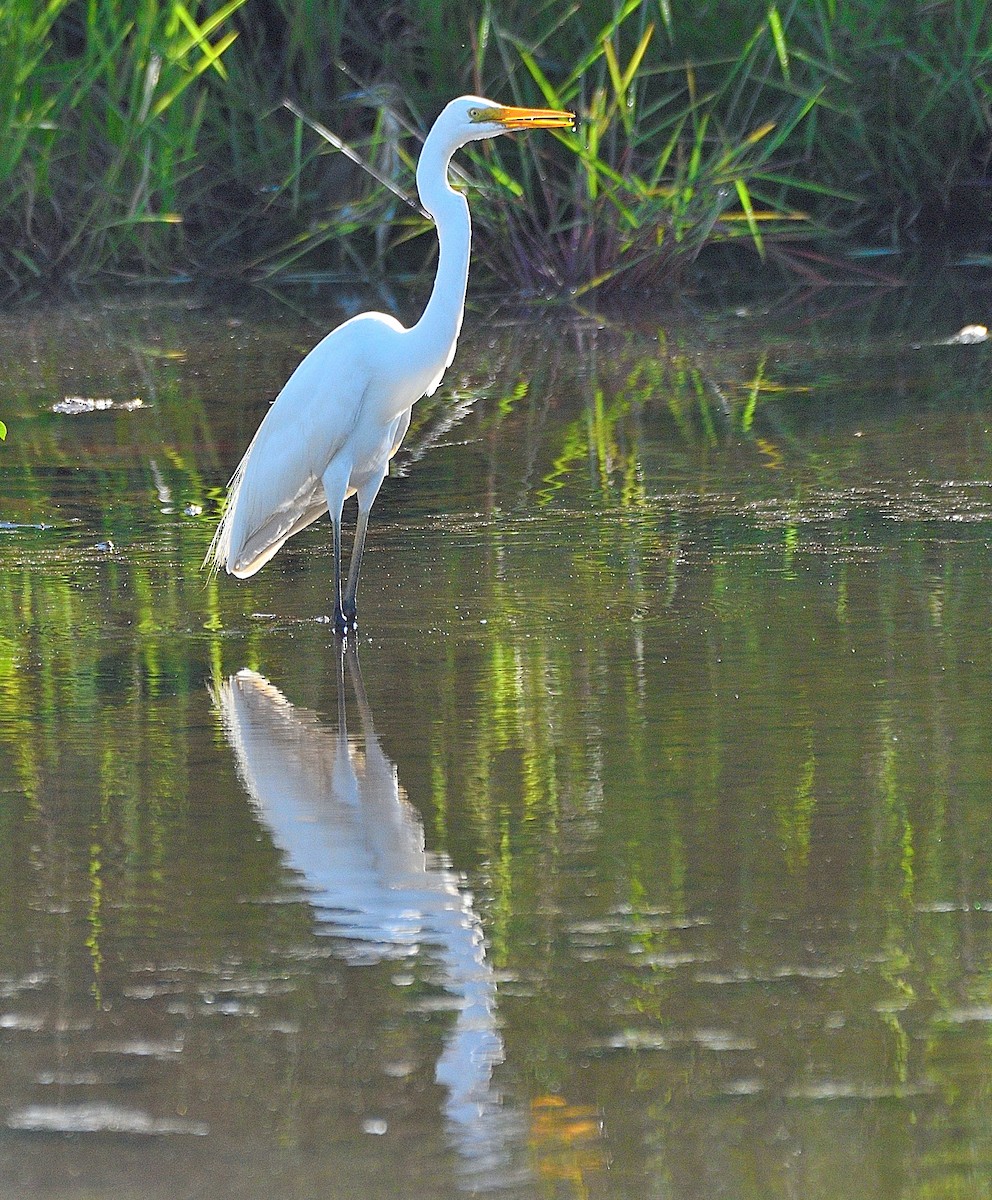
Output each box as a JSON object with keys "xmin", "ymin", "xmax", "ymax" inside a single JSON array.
[{"xmin": 0, "ymin": 292, "xmax": 991, "ymax": 1198}]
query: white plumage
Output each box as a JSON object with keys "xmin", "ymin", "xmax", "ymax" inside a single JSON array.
[{"xmin": 206, "ymin": 95, "xmax": 573, "ymax": 634}]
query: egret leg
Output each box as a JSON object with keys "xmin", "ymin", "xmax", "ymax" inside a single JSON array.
[
  {"xmin": 322, "ymin": 469, "xmax": 353, "ymax": 638},
  {"xmin": 342, "ymin": 504, "xmax": 371, "ymax": 630},
  {"xmin": 330, "ymin": 510, "xmax": 349, "ymax": 636}
]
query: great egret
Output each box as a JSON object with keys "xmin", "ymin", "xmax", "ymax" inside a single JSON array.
[{"xmin": 206, "ymin": 95, "xmax": 574, "ymax": 634}]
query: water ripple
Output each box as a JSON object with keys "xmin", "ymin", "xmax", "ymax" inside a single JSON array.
[{"xmin": 7, "ymin": 1103, "xmax": 208, "ymax": 1136}]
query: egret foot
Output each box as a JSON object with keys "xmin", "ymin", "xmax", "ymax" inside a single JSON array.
[{"xmin": 333, "ymin": 606, "xmax": 358, "ymax": 639}]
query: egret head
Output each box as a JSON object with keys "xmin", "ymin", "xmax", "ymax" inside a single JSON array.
[{"xmin": 435, "ymin": 94, "xmax": 574, "ymax": 147}]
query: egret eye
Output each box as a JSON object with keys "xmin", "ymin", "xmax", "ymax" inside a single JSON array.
[{"xmin": 468, "ymin": 107, "xmax": 483, "ymax": 120}]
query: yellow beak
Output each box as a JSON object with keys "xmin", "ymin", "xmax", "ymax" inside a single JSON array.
[{"xmin": 488, "ymin": 105, "xmax": 575, "ymax": 131}]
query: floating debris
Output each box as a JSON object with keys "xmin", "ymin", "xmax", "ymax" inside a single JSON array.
[
  {"xmin": 914, "ymin": 324, "xmax": 990, "ymax": 349},
  {"xmin": 943, "ymin": 324, "xmax": 989, "ymax": 345},
  {"xmin": 52, "ymin": 396, "xmax": 144, "ymax": 415}
]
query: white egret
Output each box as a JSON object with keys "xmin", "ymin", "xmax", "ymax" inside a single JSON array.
[{"xmin": 206, "ymin": 95, "xmax": 574, "ymax": 634}]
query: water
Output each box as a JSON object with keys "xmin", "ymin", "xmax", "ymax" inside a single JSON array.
[{"xmin": 2, "ymin": 286, "xmax": 992, "ymax": 1198}]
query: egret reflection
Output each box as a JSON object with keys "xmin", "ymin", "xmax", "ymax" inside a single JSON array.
[{"xmin": 212, "ymin": 649, "xmax": 506, "ymax": 1171}]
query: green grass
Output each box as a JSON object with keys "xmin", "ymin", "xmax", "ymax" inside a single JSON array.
[
  {"xmin": 460, "ymin": 1, "xmax": 835, "ymax": 294},
  {"xmin": 0, "ymin": 0, "xmax": 246, "ymax": 289},
  {"xmin": 0, "ymin": 0, "xmax": 989, "ymax": 296}
]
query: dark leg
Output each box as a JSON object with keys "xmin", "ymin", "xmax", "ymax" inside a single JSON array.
[
  {"xmin": 331, "ymin": 511, "xmax": 349, "ymax": 637},
  {"xmin": 341, "ymin": 504, "xmax": 370, "ymax": 633}
]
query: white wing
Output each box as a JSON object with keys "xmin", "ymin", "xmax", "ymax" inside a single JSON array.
[{"xmin": 205, "ymin": 312, "xmax": 406, "ymax": 578}]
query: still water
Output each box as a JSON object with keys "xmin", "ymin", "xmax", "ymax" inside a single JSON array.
[{"xmin": 1, "ymin": 284, "xmax": 992, "ymax": 1198}]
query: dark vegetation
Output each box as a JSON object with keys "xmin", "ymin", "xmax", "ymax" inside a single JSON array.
[{"xmin": 2, "ymin": 0, "xmax": 991, "ymax": 298}]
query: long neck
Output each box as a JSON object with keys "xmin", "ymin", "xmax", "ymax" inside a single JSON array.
[{"xmin": 409, "ymin": 129, "xmax": 471, "ymax": 357}]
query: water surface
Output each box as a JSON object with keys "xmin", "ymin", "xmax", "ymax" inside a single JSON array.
[{"xmin": 2, "ymin": 286, "xmax": 992, "ymax": 1198}]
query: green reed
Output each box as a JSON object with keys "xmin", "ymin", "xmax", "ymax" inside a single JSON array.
[
  {"xmin": 792, "ymin": 0, "xmax": 992, "ymax": 232},
  {"xmin": 0, "ymin": 0, "xmax": 245, "ymax": 290},
  {"xmin": 457, "ymin": 1, "xmax": 838, "ymax": 295},
  {"xmin": 233, "ymin": 2, "xmax": 834, "ymax": 294},
  {"xmin": 1, "ymin": 1, "xmax": 990, "ymax": 294}
]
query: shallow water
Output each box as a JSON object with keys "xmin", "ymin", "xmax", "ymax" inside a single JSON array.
[{"xmin": 2, "ymin": 286, "xmax": 992, "ymax": 1198}]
